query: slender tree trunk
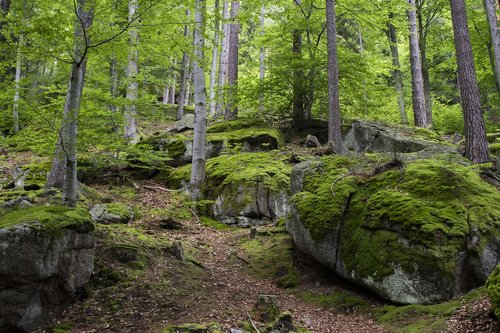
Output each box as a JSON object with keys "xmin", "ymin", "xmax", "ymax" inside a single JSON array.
[
  {"xmin": 259, "ymin": 3, "xmax": 266, "ymax": 113},
  {"xmin": 216, "ymin": 0, "xmax": 230, "ymax": 117},
  {"xmin": 163, "ymin": 86, "xmax": 169, "ymax": 104},
  {"xmin": 387, "ymin": 17, "xmax": 408, "ymax": 124},
  {"xmin": 190, "ymin": 0, "xmax": 208, "ymax": 201},
  {"xmin": 185, "ymin": 63, "xmax": 193, "ymax": 106},
  {"xmin": 417, "ymin": 6, "xmax": 433, "ymax": 126},
  {"xmin": 47, "ymin": 0, "xmax": 93, "ymax": 207},
  {"xmin": 358, "ymin": 25, "xmax": 368, "ymax": 118},
  {"xmin": 224, "ymin": 0, "xmax": 240, "ymax": 120},
  {"xmin": 12, "ymin": 35, "xmax": 23, "ymax": 133},
  {"xmin": 109, "ymin": 53, "xmax": 118, "ymax": 113},
  {"xmin": 177, "ymin": 9, "xmax": 191, "ymax": 120},
  {"xmin": 208, "ymin": 0, "xmax": 220, "ymax": 117},
  {"xmin": 124, "ymin": 0, "xmax": 139, "ymax": 143},
  {"xmin": 484, "ymin": 0, "xmax": 500, "ymax": 94},
  {"xmin": 450, "ymin": 0, "xmax": 489, "ymax": 163},
  {"xmin": 407, "ymin": 0, "xmax": 427, "ymax": 127},
  {"xmin": 169, "ymin": 59, "xmax": 177, "ymax": 104},
  {"xmin": 292, "ymin": 0, "xmax": 306, "ymax": 131},
  {"xmin": 326, "ymin": 0, "xmax": 343, "ymax": 153}
]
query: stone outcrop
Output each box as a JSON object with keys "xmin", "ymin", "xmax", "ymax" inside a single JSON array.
[
  {"xmin": 90, "ymin": 203, "xmax": 134, "ymax": 224},
  {"xmin": 287, "ymin": 156, "xmax": 500, "ymax": 304},
  {"xmin": 0, "ymin": 206, "xmax": 95, "ymax": 332}
]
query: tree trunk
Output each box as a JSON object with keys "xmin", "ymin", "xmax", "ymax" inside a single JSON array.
[
  {"xmin": 177, "ymin": 9, "xmax": 191, "ymax": 120},
  {"xmin": 190, "ymin": 0, "xmax": 208, "ymax": 201},
  {"xmin": 450, "ymin": 0, "xmax": 489, "ymax": 163},
  {"xmin": 185, "ymin": 62, "xmax": 193, "ymax": 106},
  {"xmin": 326, "ymin": 0, "xmax": 343, "ymax": 153},
  {"xmin": 386, "ymin": 16, "xmax": 408, "ymax": 124},
  {"xmin": 224, "ymin": 0, "xmax": 240, "ymax": 120},
  {"xmin": 163, "ymin": 85, "xmax": 169, "ymax": 104},
  {"xmin": 109, "ymin": 52, "xmax": 118, "ymax": 115},
  {"xmin": 417, "ymin": 5, "xmax": 433, "ymax": 126},
  {"xmin": 259, "ymin": 3, "xmax": 265, "ymax": 113},
  {"xmin": 124, "ymin": 0, "xmax": 139, "ymax": 144},
  {"xmin": 169, "ymin": 59, "xmax": 177, "ymax": 104},
  {"xmin": 484, "ymin": 0, "xmax": 500, "ymax": 94},
  {"xmin": 12, "ymin": 35, "xmax": 23, "ymax": 133},
  {"xmin": 407, "ymin": 0, "xmax": 427, "ymax": 127},
  {"xmin": 292, "ymin": 0, "xmax": 306, "ymax": 131},
  {"xmin": 47, "ymin": 0, "xmax": 93, "ymax": 207},
  {"xmin": 208, "ymin": 0, "xmax": 220, "ymax": 117},
  {"xmin": 216, "ymin": 0, "xmax": 230, "ymax": 117}
]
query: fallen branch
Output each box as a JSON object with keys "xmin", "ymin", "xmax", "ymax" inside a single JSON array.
[
  {"xmin": 248, "ymin": 315, "xmax": 261, "ymax": 333},
  {"xmin": 189, "ymin": 208, "xmax": 201, "ymax": 223},
  {"xmin": 330, "ymin": 174, "xmax": 348, "ymax": 197},
  {"xmin": 143, "ymin": 185, "xmax": 187, "ymax": 192}
]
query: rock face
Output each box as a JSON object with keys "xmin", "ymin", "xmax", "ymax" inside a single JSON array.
[
  {"xmin": 287, "ymin": 156, "xmax": 500, "ymax": 304},
  {"xmin": 0, "ymin": 206, "xmax": 95, "ymax": 332},
  {"xmin": 343, "ymin": 120, "xmax": 458, "ymax": 155},
  {"xmin": 90, "ymin": 203, "xmax": 134, "ymax": 224}
]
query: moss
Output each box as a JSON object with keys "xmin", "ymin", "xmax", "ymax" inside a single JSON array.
[
  {"xmin": 301, "ymin": 290, "xmax": 369, "ymax": 312},
  {"xmin": 240, "ymin": 232, "xmax": 299, "ymax": 289},
  {"xmin": 106, "ymin": 203, "xmax": 133, "ymax": 222},
  {"xmin": 0, "ymin": 205, "xmax": 93, "ymax": 236},
  {"xmin": 162, "ymin": 323, "xmax": 220, "ymax": 333},
  {"xmin": 207, "ymin": 117, "xmax": 266, "ymax": 133},
  {"xmin": 486, "ymin": 264, "xmax": 500, "ymax": 319},
  {"xmin": 199, "ymin": 216, "xmax": 236, "ymax": 231},
  {"xmin": 0, "ymin": 189, "xmax": 44, "ymax": 204},
  {"xmin": 50, "ymin": 322, "xmax": 75, "ymax": 333},
  {"xmin": 489, "ymin": 142, "xmax": 500, "ymax": 156},
  {"xmin": 97, "ymin": 224, "xmax": 171, "ymax": 250},
  {"xmin": 207, "ymin": 127, "xmax": 285, "ymax": 150},
  {"xmin": 292, "ymin": 157, "xmax": 500, "ymax": 282},
  {"xmin": 170, "ymin": 152, "xmax": 291, "ymax": 197},
  {"xmin": 373, "ymin": 288, "xmax": 487, "ymax": 332}
]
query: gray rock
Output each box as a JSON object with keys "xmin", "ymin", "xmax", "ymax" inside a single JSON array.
[
  {"xmin": 1, "ymin": 196, "xmax": 32, "ymax": 209},
  {"xmin": 90, "ymin": 203, "xmax": 133, "ymax": 224},
  {"xmin": 230, "ymin": 329, "xmax": 243, "ymax": 333},
  {"xmin": 175, "ymin": 114, "xmax": 195, "ymax": 132},
  {"xmin": 0, "ymin": 219, "xmax": 94, "ymax": 332},
  {"xmin": 305, "ymin": 134, "xmax": 321, "ymax": 148}
]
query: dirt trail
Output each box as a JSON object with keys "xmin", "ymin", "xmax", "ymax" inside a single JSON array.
[{"xmin": 162, "ymin": 213, "xmax": 386, "ymax": 333}]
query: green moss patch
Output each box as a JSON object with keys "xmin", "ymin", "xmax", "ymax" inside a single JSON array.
[
  {"xmin": 0, "ymin": 205, "xmax": 93, "ymax": 235},
  {"xmin": 239, "ymin": 230, "xmax": 300, "ymax": 288},
  {"xmin": 162, "ymin": 323, "xmax": 221, "ymax": 333},
  {"xmin": 208, "ymin": 117, "xmax": 266, "ymax": 133},
  {"xmin": 301, "ymin": 290, "xmax": 369, "ymax": 312},
  {"xmin": 486, "ymin": 264, "xmax": 500, "ymax": 319}
]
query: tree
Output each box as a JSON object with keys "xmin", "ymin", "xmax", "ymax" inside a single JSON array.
[
  {"xmin": 224, "ymin": 0, "xmax": 240, "ymax": 120},
  {"xmin": 407, "ymin": 0, "xmax": 427, "ymax": 127},
  {"xmin": 124, "ymin": 0, "xmax": 140, "ymax": 144},
  {"xmin": 190, "ymin": 0, "xmax": 208, "ymax": 200},
  {"xmin": 177, "ymin": 8, "xmax": 191, "ymax": 120},
  {"xmin": 47, "ymin": 0, "xmax": 94, "ymax": 206},
  {"xmin": 259, "ymin": 3, "xmax": 265, "ymax": 113},
  {"xmin": 216, "ymin": 0, "xmax": 230, "ymax": 117},
  {"xmin": 386, "ymin": 13, "xmax": 408, "ymax": 124},
  {"xmin": 483, "ymin": 0, "xmax": 500, "ymax": 94},
  {"xmin": 208, "ymin": 0, "xmax": 220, "ymax": 117},
  {"xmin": 292, "ymin": 0, "xmax": 306, "ymax": 131},
  {"xmin": 449, "ymin": 0, "xmax": 489, "ymax": 163},
  {"xmin": 326, "ymin": 0, "xmax": 343, "ymax": 152}
]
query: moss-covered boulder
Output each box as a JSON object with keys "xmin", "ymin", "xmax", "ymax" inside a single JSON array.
[
  {"xmin": 287, "ymin": 156, "xmax": 500, "ymax": 304},
  {"xmin": 90, "ymin": 203, "xmax": 134, "ymax": 224},
  {"xmin": 162, "ymin": 323, "xmax": 221, "ymax": 333},
  {"xmin": 486, "ymin": 264, "xmax": 500, "ymax": 319},
  {"xmin": 171, "ymin": 152, "xmax": 291, "ymax": 227},
  {"xmin": 343, "ymin": 120, "xmax": 458, "ymax": 155},
  {"xmin": 0, "ymin": 205, "xmax": 95, "ymax": 332}
]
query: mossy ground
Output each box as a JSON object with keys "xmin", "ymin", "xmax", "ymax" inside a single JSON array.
[{"xmin": 486, "ymin": 264, "xmax": 500, "ymax": 318}]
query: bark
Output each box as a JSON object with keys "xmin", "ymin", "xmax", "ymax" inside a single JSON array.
[
  {"xmin": 177, "ymin": 9, "xmax": 191, "ymax": 120},
  {"xmin": 484, "ymin": 0, "xmax": 500, "ymax": 94},
  {"xmin": 185, "ymin": 63, "xmax": 193, "ymax": 106},
  {"xmin": 216, "ymin": 0, "xmax": 230, "ymax": 117},
  {"xmin": 224, "ymin": 1, "xmax": 240, "ymax": 120},
  {"xmin": 12, "ymin": 35, "xmax": 22, "ymax": 133},
  {"xmin": 407, "ymin": 0, "xmax": 427, "ymax": 127},
  {"xmin": 386, "ymin": 16, "xmax": 408, "ymax": 124},
  {"xmin": 163, "ymin": 85, "xmax": 169, "ymax": 104},
  {"xmin": 450, "ymin": 0, "xmax": 489, "ymax": 163},
  {"xmin": 124, "ymin": 0, "xmax": 139, "ymax": 144},
  {"xmin": 109, "ymin": 53, "xmax": 118, "ymax": 114},
  {"xmin": 417, "ymin": 4, "xmax": 433, "ymax": 126},
  {"xmin": 292, "ymin": 0, "xmax": 306, "ymax": 131},
  {"xmin": 47, "ymin": 0, "xmax": 93, "ymax": 207},
  {"xmin": 326, "ymin": 0, "xmax": 343, "ymax": 153},
  {"xmin": 358, "ymin": 25, "xmax": 368, "ymax": 117},
  {"xmin": 208, "ymin": 0, "xmax": 220, "ymax": 117},
  {"xmin": 169, "ymin": 59, "xmax": 177, "ymax": 104},
  {"xmin": 190, "ymin": 0, "xmax": 208, "ymax": 201},
  {"xmin": 259, "ymin": 3, "xmax": 265, "ymax": 113}
]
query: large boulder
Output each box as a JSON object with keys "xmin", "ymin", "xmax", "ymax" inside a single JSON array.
[
  {"xmin": 90, "ymin": 203, "xmax": 134, "ymax": 224},
  {"xmin": 287, "ymin": 156, "xmax": 500, "ymax": 304},
  {"xmin": 343, "ymin": 120, "xmax": 458, "ymax": 155},
  {"xmin": 0, "ymin": 206, "xmax": 95, "ymax": 332},
  {"xmin": 170, "ymin": 152, "xmax": 291, "ymax": 227}
]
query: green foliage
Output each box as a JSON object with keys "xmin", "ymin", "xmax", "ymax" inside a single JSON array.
[{"xmin": 486, "ymin": 265, "xmax": 500, "ymax": 319}]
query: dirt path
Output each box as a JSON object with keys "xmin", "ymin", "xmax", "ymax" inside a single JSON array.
[{"xmin": 162, "ymin": 213, "xmax": 386, "ymax": 333}]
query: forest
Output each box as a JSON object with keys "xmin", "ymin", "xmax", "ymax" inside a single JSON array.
[{"xmin": 0, "ymin": 0, "xmax": 499, "ymax": 332}]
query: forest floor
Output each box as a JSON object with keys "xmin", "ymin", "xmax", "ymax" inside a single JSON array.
[{"xmin": 35, "ymin": 180, "xmax": 498, "ymax": 333}]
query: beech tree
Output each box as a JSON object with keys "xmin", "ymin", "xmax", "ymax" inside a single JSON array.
[
  {"xmin": 483, "ymin": 0, "xmax": 500, "ymax": 93},
  {"xmin": 208, "ymin": 0, "xmax": 220, "ymax": 117},
  {"xmin": 407, "ymin": 0, "xmax": 427, "ymax": 127},
  {"xmin": 190, "ymin": 0, "xmax": 208, "ymax": 200},
  {"xmin": 326, "ymin": 0, "xmax": 342, "ymax": 152},
  {"xmin": 177, "ymin": 8, "xmax": 191, "ymax": 120},
  {"xmin": 449, "ymin": 0, "xmax": 489, "ymax": 163},
  {"xmin": 224, "ymin": 0, "xmax": 240, "ymax": 120}
]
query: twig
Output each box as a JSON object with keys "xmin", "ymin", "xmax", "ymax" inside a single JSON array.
[
  {"xmin": 330, "ymin": 174, "xmax": 347, "ymax": 197},
  {"xmin": 143, "ymin": 185, "xmax": 187, "ymax": 192},
  {"xmin": 189, "ymin": 208, "xmax": 201, "ymax": 223},
  {"xmin": 248, "ymin": 315, "xmax": 261, "ymax": 333},
  {"xmin": 232, "ymin": 252, "xmax": 251, "ymax": 265}
]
